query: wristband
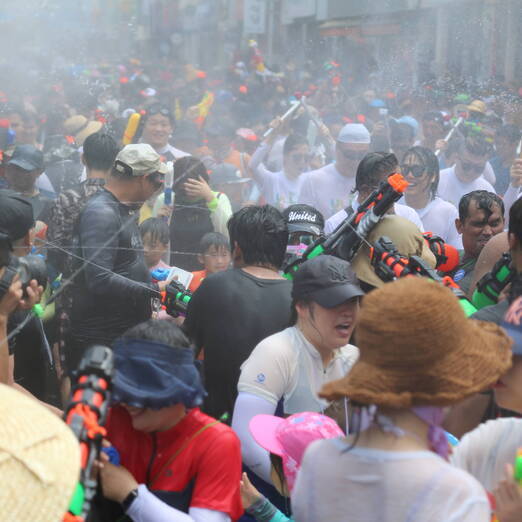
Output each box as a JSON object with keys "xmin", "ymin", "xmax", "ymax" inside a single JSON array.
[
  {"xmin": 121, "ymin": 488, "xmax": 139, "ymax": 512},
  {"xmin": 207, "ymin": 196, "xmax": 219, "ymax": 211}
]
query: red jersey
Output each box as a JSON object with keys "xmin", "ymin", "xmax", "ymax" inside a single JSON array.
[
  {"xmin": 189, "ymin": 270, "xmax": 207, "ymax": 293},
  {"xmin": 106, "ymin": 406, "xmax": 243, "ymax": 520}
]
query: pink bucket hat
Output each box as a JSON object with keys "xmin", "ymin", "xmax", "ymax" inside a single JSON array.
[{"xmin": 249, "ymin": 412, "xmax": 343, "ymax": 491}]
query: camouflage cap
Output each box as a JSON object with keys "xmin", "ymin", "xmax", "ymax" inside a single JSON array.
[{"xmin": 114, "ymin": 144, "xmax": 168, "ymax": 176}]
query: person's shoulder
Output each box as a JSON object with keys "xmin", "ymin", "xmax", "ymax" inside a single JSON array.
[
  {"xmin": 338, "ymin": 343, "xmax": 360, "ymax": 362},
  {"xmin": 252, "ymin": 327, "xmax": 296, "ymax": 355},
  {"xmin": 459, "ymin": 417, "xmax": 522, "ymax": 448},
  {"xmin": 190, "ymin": 409, "xmax": 240, "ymax": 445},
  {"xmin": 478, "ymin": 177, "xmax": 495, "ymax": 192}
]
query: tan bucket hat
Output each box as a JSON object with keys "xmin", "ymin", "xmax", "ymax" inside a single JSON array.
[
  {"xmin": 0, "ymin": 384, "xmax": 80, "ymax": 521},
  {"xmin": 320, "ymin": 277, "xmax": 513, "ymax": 408},
  {"xmin": 352, "ymin": 214, "xmax": 436, "ymax": 288},
  {"xmin": 114, "ymin": 143, "xmax": 168, "ymax": 176},
  {"xmin": 64, "ymin": 115, "xmax": 103, "ymax": 146}
]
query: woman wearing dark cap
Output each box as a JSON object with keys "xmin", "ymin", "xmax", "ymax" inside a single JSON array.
[
  {"xmin": 166, "ymin": 156, "xmax": 232, "ymax": 271},
  {"xmin": 402, "ymin": 146, "xmax": 461, "ymax": 247},
  {"xmin": 292, "ymin": 277, "xmax": 512, "ymax": 522},
  {"xmin": 232, "ymin": 255, "xmax": 362, "ymax": 486}
]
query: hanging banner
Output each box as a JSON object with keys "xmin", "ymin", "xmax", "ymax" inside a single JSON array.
[{"xmin": 244, "ymin": 0, "xmax": 266, "ymax": 34}]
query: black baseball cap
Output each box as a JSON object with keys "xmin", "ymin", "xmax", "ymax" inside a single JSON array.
[
  {"xmin": 0, "ymin": 190, "xmax": 35, "ymax": 240},
  {"xmin": 8, "ymin": 145, "xmax": 44, "ymax": 172},
  {"xmin": 292, "ymin": 255, "xmax": 364, "ymax": 308},
  {"xmin": 283, "ymin": 204, "xmax": 324, "ymax": 236}
]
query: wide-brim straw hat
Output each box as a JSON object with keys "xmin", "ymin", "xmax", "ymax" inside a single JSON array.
[
  {"xmin": 0, "ymin": 384, "xmax": 80, "ymax": 521},
  {"xmin": 352, "ymin": 215, "xmax": 436, "ymax": 289},
  {"xmin": 320, "ymin": 277, "xmax": 512, "ymax": 408}
]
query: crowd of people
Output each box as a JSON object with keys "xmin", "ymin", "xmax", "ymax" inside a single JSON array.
[{"xmin": 1, "ymin": 43, "xmax": 522, "ymax": 522}]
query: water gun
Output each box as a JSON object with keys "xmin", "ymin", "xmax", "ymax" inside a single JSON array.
[
  {"xmin": 161, "ymin": 279, "xmax": 192, "ymax": 318},
  {"xmin": 423, "ymin": 232, "xmax": 460, "ymax": 273},
  {"xmin": 515, "ymin": 448, "xmax": 522, "ymax": 486},
  {"xmin": 283, "ymin": 173, "xmax": 409, "ymax": 280},
  {"xmin": 164, "ymin": 161, "xmax": 174, "ymax": 206},
  {"xmin": 435, "ymin": 116, "xmax": 464, "ymax": 157},
  {"xmin": 370, "ymin": 235, "xmax": 477, "ymax": 317},
  {"xmin": 472, "ymin": 253, "xmax": 515, "ymax": 310},
  {"xmin": 63, "ymin": 345, "xmax": 114, "ymax": 522},
  {"xmin": 122, "ymin": 112, "xmax": 142, "ymax": 145},
  {"xmin": 263, "ymin": 100, "xmax": 302, "ymax": 139}
]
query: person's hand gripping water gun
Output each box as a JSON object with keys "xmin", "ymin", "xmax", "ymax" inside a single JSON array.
[{"xmin": 283, "ymin": 172, "xmax": 409, "ymax": 279}]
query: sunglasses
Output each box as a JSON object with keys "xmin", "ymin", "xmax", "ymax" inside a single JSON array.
[
  {"xmin": 460, "ymin": 160, "xmax": 485, "ymax": 174},
  {"xmin": 147, "ymin": 171, "xmax": 165, "ymax": 190},
  {"xmin": 401, "ymin": 164, "xmax": 426, "ymax": 178},
  {"xmin": 288, "ymin": 233, "xmax": 316, "ymax": 246},
  {"xmin": 340, "ymin": 149, "xmax": 367, "ymax": 161}
]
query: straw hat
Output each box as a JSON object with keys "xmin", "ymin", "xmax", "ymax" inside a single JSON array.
[
  {"xmin": 0, "ymin": 384, "xmax": 80, "ymax": 521},
  {"xmin": 64, "ymin": 115, "xmax": 103, "ymax": 146},
  {"xmin": 467, "ymin": 99, "xmax": 487, "ymax": 115},
  {"xmin": 352, "ymin": 215, "xmax": 436, "ymax": 288},
  {"xmin": 320, "ymin": 277, "xmax": 512, "ymax": 408}
]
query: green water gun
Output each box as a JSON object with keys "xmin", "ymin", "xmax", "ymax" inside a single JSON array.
[{"xmin": 472, "ymin": 253, "xmax": 515, "ymax": 310}]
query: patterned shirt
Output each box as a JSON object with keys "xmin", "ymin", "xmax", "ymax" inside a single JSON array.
[{"xmin": 47, "ymin": 178, "xmax": 106, "ymax": 308}]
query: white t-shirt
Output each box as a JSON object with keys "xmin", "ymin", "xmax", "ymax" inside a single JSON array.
[
  {"xmin": 410, "ymin": 196, "xmax": 462, "ymax": 248},
  {"xmin": 157, "ymin": 143, "xmax": 189, "ymax": 160},
  {"xmin": 292, "ymin": 438, "xmax": 490, "ymax": 522},
  {"xmin": 437, "ymin": 166, "xmax": 496, "ymax": 207},
  {"xmin": 451, "ymin": 417, "xmax": 522, "ymax": 493},
  {"xmin": 297, "ymin": 163, "xmax": 356, "ymax": 219},
  {"xmin": 249, "ymin": 143, "xmax": 303, "ymax": 210},
  {"xmin": 324, "ymin": 199, "xmax": 425, "ymax": 235},
  {"xmin": 238, "ymin": 326, "xmax": 359, "ymax": 414}
]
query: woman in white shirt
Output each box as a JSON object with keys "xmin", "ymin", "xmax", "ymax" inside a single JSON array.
[
  {"xmin": 292, "ymin": 277, "xmax": 512, "ymax": 522},
  {"xmin": 249, "ymin": 131, "xmax": 311, "ymax": 211},
  {"xmin": 402, "ymin": 146, "xmax": 462, "ymax": 247},
  {"xmin": 231, "ymin": 255, "xmax": 362, "ymax": 485}
]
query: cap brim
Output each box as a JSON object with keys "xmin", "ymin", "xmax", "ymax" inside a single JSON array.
[
  {"xmin": 288, "ymin": 223, "xmax": 322, "ymax": 236},
  {"xmin": 8, "ymin": 159, "xmax": 40, "ymax": 171},
  {"xmin": 310, "ymin": 282, "xmax": 364, "ymax": 308},
  {"xmin": 249, "ymin": 415, "xmax": 285, "ymax": 457}
]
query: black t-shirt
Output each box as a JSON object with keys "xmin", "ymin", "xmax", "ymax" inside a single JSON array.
[{"xmin": 184, "ymin": 268, "xmax": 292, "ymax": 420}]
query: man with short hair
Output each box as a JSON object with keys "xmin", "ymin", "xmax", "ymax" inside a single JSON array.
[
  {"xmin": 450, "ymin": 190, "xmax": 505, "ymax": 295},
  {"xmin": 5, "ymin": 144, "xmax": 53, "ymax": 222},
  {"xmin": 100, "ymin": 319, "xmax": 243, "ymax": 521},
  {"xmin": 69, "ymin": 144, "xmax": 169, "ymax": 373},
  {"xmin": 437, "ymin": 137, "xmax": 496, "ymax": 207},
  {"xmin": 324, "ymin": 152, "xmax": 424, "ymax": 234},
  {"xmin": 184, "ymin": 205, "xmax": 292, "ymax": 421},
  {"xmin": 140, "ymin": 104, "xmax": 188, "ymax": 161},
  {"xmin": 297, "ymin": 123, "xmax": 370, "ymax": 219}
]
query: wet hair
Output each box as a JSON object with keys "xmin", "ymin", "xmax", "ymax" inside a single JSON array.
[
  {"xmin": 283, "ymin": 134, "xmax": 308, "ymax": 157},
  {"xmin": 121, "ymin": 319, "xmax": 191, "ymax": 349},
  {"xmin": 143, "ymin": 103, "xmax": 175, "ymax": 125},
  {"xmin": 402, "ymin": 146, "xmax": 439, "ymax": 200},
  {"xmin": 227, "ymin": 205, "xmax": 288, "ymax": 269},
  {"xmin": 199, "ymin": 232, "xmax": 230, "ymax": 254},
  {"xmin": 174, "ymin": 156, "xmax": 209, "ymax": 186},
  {"xmin": 497, "ymin": 124, "xmax": 521, "ymax": 144},
  {"xmin": 355, "ymin": 152, "xmax": 398, "ymax": 192},
  {"xmin": 509, "ymin": 197, "xmax": 522, "ymax": 244},
  {"xmin": 460, "ymin": 136, "xmax": 491, "ymax": 158},
  {"xmin": 83, "ymin": 132, "xmax": 120, "ymax": 171},
  {"xmin": 421, "ymin": 111, "xmax": 445, "ymax": 127},
  {"xmin": 140, "ymin": 217, "xmax": 169, "ymax": 245},
  {"xmin": 458, "ymin": 190, "xmax": 504, "ymax": 222}
]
